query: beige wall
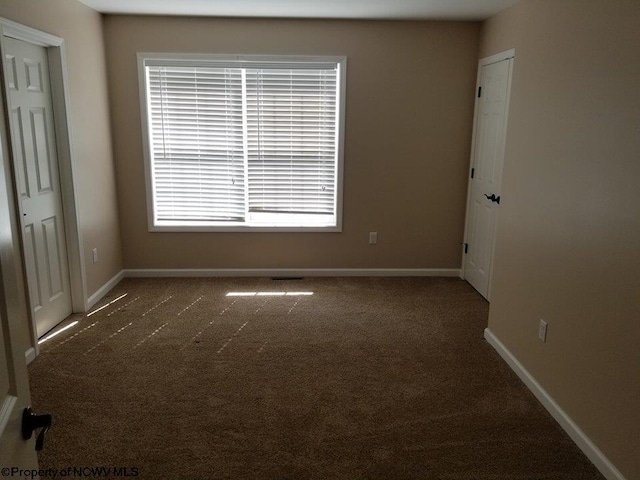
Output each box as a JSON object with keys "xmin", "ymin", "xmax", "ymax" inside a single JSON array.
[
  {"xmin": 104, "ymin": 16, "xmax": 479, "ymax": 269},
  {"xmin": 0, "ymin": 0, "xmax": 122, "ymax": 298},
  {"xmin": 480, "ymin": 1, "xmax": 640, "ymax": 478}
]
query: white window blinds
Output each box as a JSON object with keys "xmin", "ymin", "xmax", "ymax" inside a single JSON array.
[
  {"xmin": 148, "ymin": 66, "xmax": 246, "ymax": 222},
  {"xmin": 245, "ymin": 68, "xmax": 337, "ymax": 215},
  {"xmin": 143, "ymin": 56, "xmax": 344, "ymax": 229}
]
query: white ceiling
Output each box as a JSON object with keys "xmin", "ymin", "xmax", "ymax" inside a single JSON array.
[{"xmin": 77, "ymin": 0, "xmax": 519, "ymax": 21}]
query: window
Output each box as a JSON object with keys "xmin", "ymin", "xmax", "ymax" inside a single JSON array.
[{"xmin": 138, "ymin": 54, "xmax": 346, "ymax": 231}]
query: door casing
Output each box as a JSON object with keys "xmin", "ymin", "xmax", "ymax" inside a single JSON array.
[
  {"xmin": 461, "ymin": 49, "xmax": 515, "ymax": 301},
  {"xmin": 0, "ymin": 17, "xmax": 86, "ymax": 361}
]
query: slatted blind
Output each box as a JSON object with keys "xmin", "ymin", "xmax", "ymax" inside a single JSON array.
[
  {"xmin": 145, "ymin": 58, "xmax": 341, "ymax": 226},
  {"xmin": 147, "ymin": 66, "xmax": 245, "ymax": 222},
  {"xmin": 245, "ymin": 68, "xmax": 337, "ymax": 214}
]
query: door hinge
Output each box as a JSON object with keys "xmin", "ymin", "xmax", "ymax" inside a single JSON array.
[
  {"xmin": 470, "ymin": 168, "xmax": 475, "ymax": 179},
  {"xmin": 477, "ymin": 86, "xmax": 482, "ymax": 98},
  {"xmin": 463, "ymin": 243, "xmax": 469, "ymax": 254}
]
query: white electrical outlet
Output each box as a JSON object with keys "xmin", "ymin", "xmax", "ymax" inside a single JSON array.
[
  {"xmin": 369, "ymin": 232, "xmax": 378, "ymax": 244},
  {"xmin": 92, "ymin": 248, "xmax": 98, "ymax": 264},
  {"xmin": 538, "ymin": 319, "xmax": 548, "ymax": 342}
]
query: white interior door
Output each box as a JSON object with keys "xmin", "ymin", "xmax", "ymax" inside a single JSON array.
[
  {"xmin": 4, "ymin": 37, "xmax": 72, "ymax": 338},
  {"xmin": 464, "ymin": 55, "xmax": 513, "ymax": 300},
  {"xmin": 0, "ymin": 287, "xmax": 38, "ymax": 468},
  {"xmin": 0, "ymin": 92, "xmax": 38, "ymax": 468}
]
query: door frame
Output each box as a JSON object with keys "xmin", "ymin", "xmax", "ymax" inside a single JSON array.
[
  {"xmin": 461, "ymin": 48, "xmax": 515, "ymax": 300},
  {"xmin": 0, "ymin": 17, "xmax": 87, "ymax": 360}
]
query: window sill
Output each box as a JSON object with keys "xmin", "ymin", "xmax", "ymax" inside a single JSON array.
[{"xmin": 148, "ymin": 224, "xmax": 342, "ymax": 233}]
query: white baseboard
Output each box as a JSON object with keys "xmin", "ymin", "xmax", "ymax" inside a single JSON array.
[
  {"xmin": 484, "ymin": 328, "xmax": 627, "ymax": 480},
  {"xmin": 25, "ymin": 347, "xmax": 37, "ymax": 365},
  {"xmin": 86, "ymin": 270, "xmax": 125, "ymax": 310},
  {"xmin": 84, "ymin": 266, "xmax": 460, "ymax": 312},
  {"xmin": 124, "ymin": 268, "xmax": 461, "ymax": 278}
]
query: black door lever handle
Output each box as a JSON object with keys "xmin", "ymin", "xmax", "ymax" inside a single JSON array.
[
  {"xmin": 484, "ymin": 193, "xmax": 501, "ymax": 204},
  {"xmin": 22, "ymin": 407, "xmax": 52, "ymax": 451}
]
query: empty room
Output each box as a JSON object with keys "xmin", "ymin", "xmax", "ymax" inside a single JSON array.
[{"xmin": 0, "ymin": 0, "xmax": 638, "ymax": 479}]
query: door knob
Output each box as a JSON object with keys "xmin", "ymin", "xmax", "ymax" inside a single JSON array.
[
  {"xmin": 484, "ymin": 193, "xmax": 501, "ymax": 204},
  {"xmin": 22, "ymin": 407, "xmax": 52, "ymax": 451}
]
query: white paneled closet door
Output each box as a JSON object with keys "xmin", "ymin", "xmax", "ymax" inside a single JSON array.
[
  {"xmin": 464, "ymin": 56, "xmax": 512, "ymax": 300},
  {"xmin": 4, "ymin": 36, "xmax": 72, "ymax": 337}
]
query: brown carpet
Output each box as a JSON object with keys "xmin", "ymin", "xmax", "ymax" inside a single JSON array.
[{"xmin": 29, "ymin": 277, "xmax": 603, "ymax": 479}]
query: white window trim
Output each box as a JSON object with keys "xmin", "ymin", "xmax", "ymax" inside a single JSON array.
[{"xmin": 137, "ymin": 53, "xmax": 347, "ymax": 233}]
